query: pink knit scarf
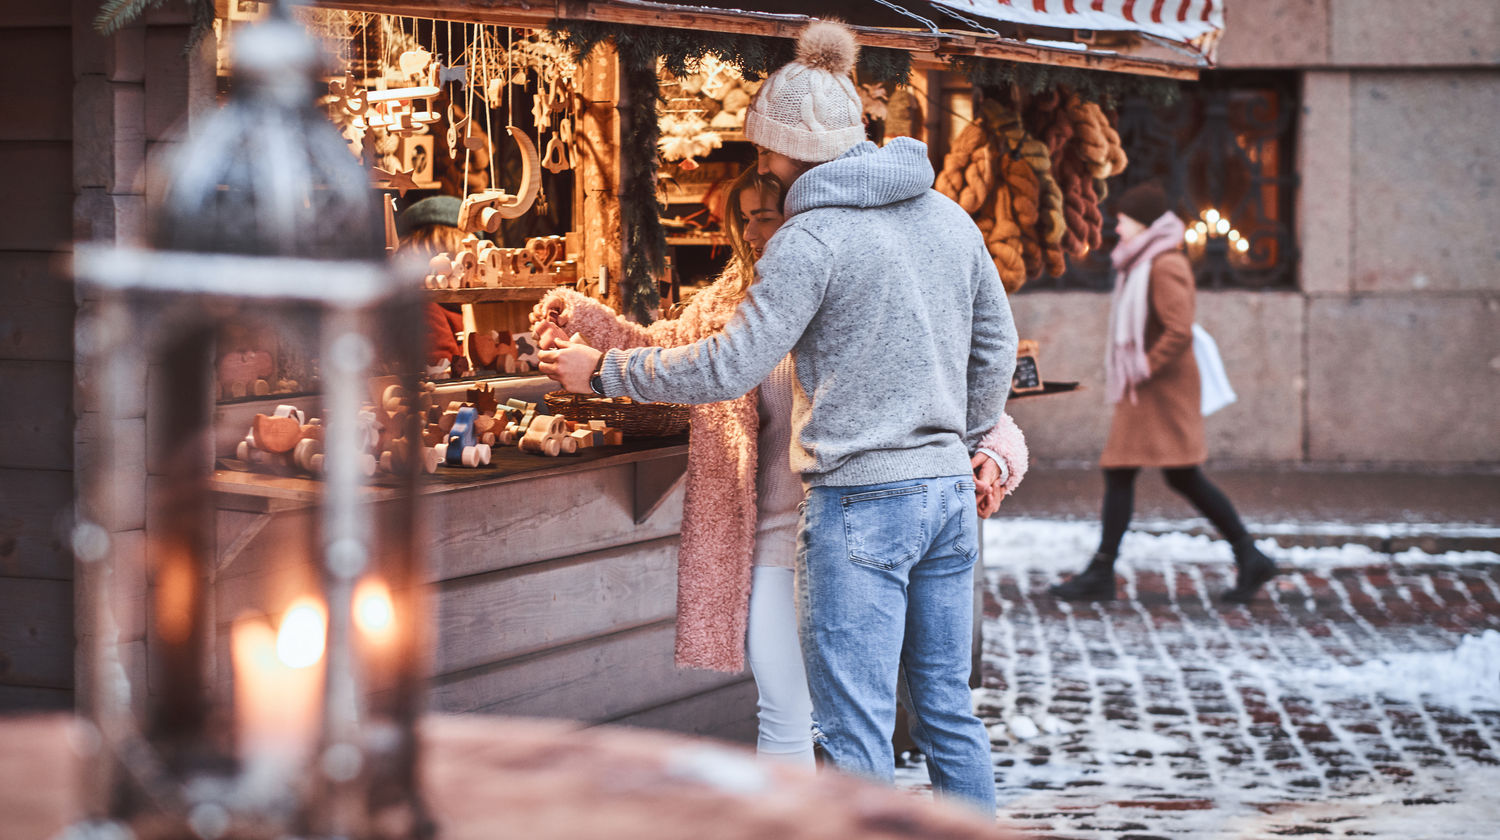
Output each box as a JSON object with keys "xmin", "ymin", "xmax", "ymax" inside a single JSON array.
[{"xmin": 1104, "ymin": 211, "xmax": 1187, "ymax": 404}]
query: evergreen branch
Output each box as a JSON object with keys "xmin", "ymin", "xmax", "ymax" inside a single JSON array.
[{"xmin": 93, "ymin": 0, "xmax": 167, "ymax": 36}]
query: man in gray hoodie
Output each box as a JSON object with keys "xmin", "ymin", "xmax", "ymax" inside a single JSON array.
[{"xmin": 540, "ymin": 21, "xmax": 1015, "ymax": 813}]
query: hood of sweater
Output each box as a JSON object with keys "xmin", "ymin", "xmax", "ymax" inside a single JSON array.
[{"xmin": 784, "ymin": 137, "xmax": 935, "ymax": 217}]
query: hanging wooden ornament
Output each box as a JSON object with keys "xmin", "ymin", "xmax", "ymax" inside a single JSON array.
[
  {"xmin": 437, "ymin": 64, "xmax": 467, "ymax": 87},
  {"xmin": 329, "ymin": 72, "xmax": 368, "ymax": 118},
  {"xmin": 542, "ymin": 135, "xmax": 569, "ymax": 174},
  {"xmin": 531, "ymin": 93, "xmax": 549, "ymax": 134},
  {"xmin": 373, "ymin": 166, "xmax": 420, "ymax": 197},
  {"xmin": 456, "ymin": 126, "xmax": 539, "ymax": 231},
  {"xmin": 447, "ymin": 109, "xmax": 469, "ymax": 159},
  {"xmin": 398, "ymin": 48, "xmax": 432, "ymax": 79}
]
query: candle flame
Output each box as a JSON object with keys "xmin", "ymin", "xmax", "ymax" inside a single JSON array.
[
  {"xmin": 276, "ymin": 598, "xmax": 326, "ymax": 669},
  {"xmin": 354, "ymin": 579, "xmax": 396, "ymax": 644}
]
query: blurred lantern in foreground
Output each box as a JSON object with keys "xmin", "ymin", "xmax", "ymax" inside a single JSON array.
[{"xmin": 72, "ymin": 5, "xmax": 428, "ymax": 839}]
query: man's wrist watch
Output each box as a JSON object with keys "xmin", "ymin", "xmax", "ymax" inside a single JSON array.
[{"xmin": 588, "ymin": 352, "xmax": 608, "ymax": 396}]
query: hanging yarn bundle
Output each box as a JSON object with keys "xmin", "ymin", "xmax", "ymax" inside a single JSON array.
[
  {"xmin": 974, "ymin": 187, "xmax": 1025, "ymax": 291},
  {"xmin": 935, "ymin": 122, "xmax": 994, "ymax": 215},
  {"xmin": 980, "ymin": 99, "xmax": 1063, "ymax": 284},
  {"xmin": 997, "ymin": 152, "xmax": 1040, "ymax": 289},
  {"xmin": 939, "ymin": 88, "xmax": 1127, "ymax": 284},
  {"xmin": 1065, "ymin": 93, "xmax": 1128, "ymax": 181}
]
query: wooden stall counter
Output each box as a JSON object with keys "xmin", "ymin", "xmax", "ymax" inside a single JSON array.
[{"xmin": 211, "ymin": 431, "xmax": 758, "ymax": 745}]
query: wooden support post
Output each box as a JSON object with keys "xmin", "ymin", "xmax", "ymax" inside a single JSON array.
[{"xmin": 575, "ymin": 43, "xmax": 623, "ymax": 313}]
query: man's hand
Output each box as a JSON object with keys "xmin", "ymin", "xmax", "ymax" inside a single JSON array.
[
  {"xmin": 537, "ymin": 337, "xmax": 603, "ymax": 394},
  {"xmin": 970, "ymin": 452, "xmax": 1004, "ymax": 519}
]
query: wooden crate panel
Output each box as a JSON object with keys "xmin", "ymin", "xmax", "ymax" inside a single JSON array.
[
  {"xmin": 428, "ymin": 622, "xmax": 744, "ymax": 724},
  {"xmin": 0, "ymin": 360, "xmax": 72, "ymax": 471},
  {"xmin": 606, "ymin": 677, "xmax": 759, "ymax": 745},
  {"xmin": 426, "ymin": 463, "xmax": 685, "ymax": 581},
  {"xmin": 0, "ymin": 467, "xmax": 72, "ymax": 580},
  {"xmin": 0, "ymin": 142, "xmax": 71, "ymax": 251},
  {"xmin": 0, "ymin": 28, "xmax": 70, "ymax": 142},
  {"xmin": 0, "ymin": 576, "xmax": 73, "ymax": 688},
  {"xmin": 0, "ymin": 253, "xmax": 75, "ymax": 363},
  {"xmin": 0, "ymin": 683, "xmax": 72, "ymax": 711},
  {"xmin": 434, "ymin": 536, "xmax": 680, "ymax": 675}
]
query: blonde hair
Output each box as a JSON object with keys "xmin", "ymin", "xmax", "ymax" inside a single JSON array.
[
  {"xmin": 723, "ymin": 167, "xmax": 787, "ymax": 301},
  {"xmin": 395, "ymin": 224, "xmax": 464, "ymax": 262}
]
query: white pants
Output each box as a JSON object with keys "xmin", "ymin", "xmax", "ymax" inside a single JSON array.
[{"xmin": 747, "ymin": 565, "xmax": 815, "ymax": 769}]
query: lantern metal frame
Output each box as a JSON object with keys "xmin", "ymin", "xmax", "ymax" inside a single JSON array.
[{"xmin": 69, "ymin": 6, "xmax": 431, "ymax": 838}]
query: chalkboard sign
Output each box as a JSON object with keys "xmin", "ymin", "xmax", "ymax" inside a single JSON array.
[{"xmin": 1012, "ymin": 339, "xmax": 1044, "ymax": 394}]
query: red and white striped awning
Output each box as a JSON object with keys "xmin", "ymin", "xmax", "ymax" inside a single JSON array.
[{"xmin": 930, "ymin": 0, "xmax": 1224, "ymax": 58}]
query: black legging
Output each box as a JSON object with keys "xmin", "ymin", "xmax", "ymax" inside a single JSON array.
[{"xmin": 1097, "ymin": 466, "xmax": 1249, "ymax": 556}]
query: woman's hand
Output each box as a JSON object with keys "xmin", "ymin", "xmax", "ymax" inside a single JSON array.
[
  {"xmin": 537, "ymin": 337, "xmax": 604, "ymax": 394},
  {"xmin": 970, "ymin": 452, "xmax": 1005, "ymax": 519},
  {"xmin": 530, "ymin": 296, "xmax": 567, "ymax": 328},
  {"xmin": 533, "ymin": 319, "xmax": 570, "ymax": 350}
]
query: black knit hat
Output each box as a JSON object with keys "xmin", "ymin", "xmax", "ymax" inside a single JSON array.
[
  {"xmin": 396, "ymin": 195, "xmax": 461, "ymax": 237},
  {"xmin": 1115, "ymin": 181, "xmax": 1168, "ymax": 225}
]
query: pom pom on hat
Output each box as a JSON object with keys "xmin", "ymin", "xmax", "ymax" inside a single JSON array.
[{"xmin": 796, "ymin": 20, "xmax": 858, "ymax": 75}]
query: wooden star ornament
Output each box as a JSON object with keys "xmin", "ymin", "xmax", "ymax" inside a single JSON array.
[{"xmin": 373, "ymin": 166, "xmax": 420, "ymax": 197}]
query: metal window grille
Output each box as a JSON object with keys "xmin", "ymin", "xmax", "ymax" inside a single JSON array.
[{"xmin": 1034, "ymin": 70, "xmax": 1300, "ymax": 292}]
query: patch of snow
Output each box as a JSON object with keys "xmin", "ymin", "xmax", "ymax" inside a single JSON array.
[
  {"xmin": 1007, "ymin": 715, "xmax": 1040, "ymax": 741},
  {"xmin": 1282, "ymin": 629, "xmax": 1500, "ymax": 713},
  {"xmin": 983, "ymin": 518, "xmax": 1500, "ymax": 574}
]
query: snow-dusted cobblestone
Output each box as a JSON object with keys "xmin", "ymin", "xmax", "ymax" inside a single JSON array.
[{"xmin": 895, "ymin": 520, "xmax": 1500, "ymax": 838}]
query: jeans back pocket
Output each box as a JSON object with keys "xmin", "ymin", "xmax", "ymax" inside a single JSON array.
[{"xmin": 840, "ymin": 485, "xmax": 927, "ymax": 570}]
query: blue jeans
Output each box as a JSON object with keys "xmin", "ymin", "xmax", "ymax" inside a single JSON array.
[{"xmin": 798, "ymin": 476, "xmax": 996, "ymax": 814}]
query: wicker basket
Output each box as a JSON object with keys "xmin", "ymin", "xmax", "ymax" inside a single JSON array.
[{"xmin": 543, "ymin": 391, "xmax": 690, "ymax": 437}]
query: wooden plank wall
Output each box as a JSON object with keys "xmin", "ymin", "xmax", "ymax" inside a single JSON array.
[
  {"xmin": 0, "ymin": 4, "xmax": 76, "ymax": 711},
  {"xmin": 0, "ymin": 2, "xmax": 210, "ymax": 712}
]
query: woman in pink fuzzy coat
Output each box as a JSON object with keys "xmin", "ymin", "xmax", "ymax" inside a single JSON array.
[{"xmin": 533, "ymin": 167, "xmax": 1029, "ymax": 767}]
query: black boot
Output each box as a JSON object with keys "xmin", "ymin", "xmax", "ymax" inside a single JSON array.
[
  {"xmin": 1221, "ymin": 536, "xmax": 1278, "ymax": 604},
  {"xmin": 1050, "ymin": 552, "xmax": 1118, "ymax": 601}
]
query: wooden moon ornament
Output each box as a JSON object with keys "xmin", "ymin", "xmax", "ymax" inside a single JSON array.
[{"xmin": 457, "ymin": 126, "xmax": 540, "ymax": 232}]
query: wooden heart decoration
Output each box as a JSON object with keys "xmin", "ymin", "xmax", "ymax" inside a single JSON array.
[
  {"xmin": 398, "ymin": 48, "xmax": 432, "ymax": 79},
  {"xmin": 525, "ymin": 237, "xmax": 562, "ymax": 273}
]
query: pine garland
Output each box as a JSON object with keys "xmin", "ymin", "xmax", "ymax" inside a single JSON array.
[
  {"xmin": 94, "ymin": 0, "xmax": 216, "ymax": 53},
  {"xmin": 618, "ymin": 51, "xmax": 665, "ymax": 324},
  {"xmin": 953, "ymin": 56, "xmax": 1180, "ymax": 108},
  {"xmin": 552, "ymin": 21, "xmax": 912, "ymax": 86}
]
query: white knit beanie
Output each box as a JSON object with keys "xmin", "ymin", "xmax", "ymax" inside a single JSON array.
[{"xmin": 745, "ymin": 20, "xmax": 866, "ymax": 163}]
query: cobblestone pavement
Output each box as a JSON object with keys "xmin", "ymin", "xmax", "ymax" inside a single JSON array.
[{"xmin": 898, "ymin": 530, "xmax": 1500, "ymax": 838}]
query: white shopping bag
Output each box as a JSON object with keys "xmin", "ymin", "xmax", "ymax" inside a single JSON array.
[{"xmin": 1192, "ymin": 323, "xmax": 1237, "ymax": 417}]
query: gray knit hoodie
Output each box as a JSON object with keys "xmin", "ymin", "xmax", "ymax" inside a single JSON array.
[{"xmin": 600, "ymin": 137, "xmax": 1017, "ymax": 487}]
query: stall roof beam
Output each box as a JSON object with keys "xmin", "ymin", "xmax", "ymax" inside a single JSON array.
[{"xmin": 309, "ymin": 0, "xmax": 1201, "ymax": 79}]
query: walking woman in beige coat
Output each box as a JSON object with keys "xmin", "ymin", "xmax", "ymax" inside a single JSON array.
[{"xmin": 1050, "ymin": 181, "xmax": 1276, "ymax": 605}]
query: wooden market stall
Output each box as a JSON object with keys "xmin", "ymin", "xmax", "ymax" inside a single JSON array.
[{"xmin": 78, "ymin": 0, "xmax": 1218, "ymax": 744}]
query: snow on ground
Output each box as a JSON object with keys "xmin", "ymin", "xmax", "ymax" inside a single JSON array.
[
  {"xmin": 982, "ymin": 516, "xmax": 1500, "ymax": 575},
  {"xmin": 1285, "ymin": 629, "xmax": 1500, "ymax": 714},
  {"xmin": 889, "ymin": 519, "xmax": 1500, "ymax": 837}
]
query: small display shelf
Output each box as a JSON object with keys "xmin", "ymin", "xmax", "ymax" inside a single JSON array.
[{"xmin": 427, "ymin": 286, "xmax": 560, "ymax": 304}]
